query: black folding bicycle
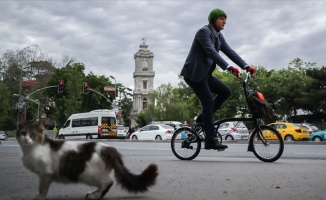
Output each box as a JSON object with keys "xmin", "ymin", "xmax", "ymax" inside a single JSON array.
[{"xmin": 171, "ymin": 73, "xmax": 284, "ymax": 162}]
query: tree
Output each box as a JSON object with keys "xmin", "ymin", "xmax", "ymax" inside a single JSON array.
[
  {"xmin": 273, "ymin": 58, "xmax": 314, "ymax": 117},
  {"xmin": 64, "ymin": 63, "xmax": 84, "ymax": 118},
  {"xmin": 46, "ymin": 62, "xmax": 117, "ymax": 126},
  {"xmin": 0, "ymin": 83, "xmax": 15, "ymax": 129},
  {"xmin": 82, "ymin": 73, "xmax": 113, "ymax": 112},
  {"xmin": 115, "ymin": 83, "xmax": 133, "ymax": 126},
  {"xmin": 134, "ymin": 83, "xmax": 194, "ymax": 126},
  {"xmin": 301, "ymin": 66, "xmax": 326, "ymax": 114},
  {"xmin": 0, "ymin": 44, "xmax": 56, "ymax": 127}
]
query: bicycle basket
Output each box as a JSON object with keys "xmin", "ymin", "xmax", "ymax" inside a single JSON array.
[{"xmin": 247, "ymin": 91, "xmax": 274, "ymax": 118}]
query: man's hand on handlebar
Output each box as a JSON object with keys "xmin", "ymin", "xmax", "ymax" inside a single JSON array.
[
  {"xmin": 245, "ymin": 66, "xmax": 256, "ymax": 79},
  {"xmin": 227, "ymin": 66, "xmax": 241, "ymax": 79}
]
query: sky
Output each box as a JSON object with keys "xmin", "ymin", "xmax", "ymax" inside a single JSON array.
[{"xmin": 1, "ymin": 0, "xmax": 325, "ymax": 90}]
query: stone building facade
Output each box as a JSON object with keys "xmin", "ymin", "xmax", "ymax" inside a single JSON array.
[{"xmin": 130, "ymin": 39, "xmax": 155, "ymax": 127}]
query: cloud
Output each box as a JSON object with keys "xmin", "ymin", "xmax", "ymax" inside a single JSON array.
[{"xmin": 1, "ymin": 0, "xmax": 325, "ymax": 90}]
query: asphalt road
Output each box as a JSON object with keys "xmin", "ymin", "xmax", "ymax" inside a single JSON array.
[{"xmin": 1, "ymin": 139, "xmax": 326, "ymax": 200}]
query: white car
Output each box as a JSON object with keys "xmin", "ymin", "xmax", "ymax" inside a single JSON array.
[
  {"xmin": 296, "ymin": 123, "xmax": 320, "ymax": 134},
  {"xmin": 216, "ymin": 122, "xmax": 249, "ymax": 141},
  {"xmin": 130, "ymin": 124, "xmax": 174, "ymax": 141},
  {"xmin": 117, "ymin": 125, "xmax": 128, "ymax": 138},
  {"xmin": 0, "ymin": 131, "xmax": 8, "ymax": 140}
]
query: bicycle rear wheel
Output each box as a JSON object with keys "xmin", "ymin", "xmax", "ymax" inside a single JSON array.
[
  {"xmin": 171, "ymin": 127, "xmax": 201, "ymax": 160},
  {"xmin": 250, "ymin": 125, "xmax": 284, "ymax": 162}
]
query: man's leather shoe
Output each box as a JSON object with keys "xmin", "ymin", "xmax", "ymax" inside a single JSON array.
[{"xmin": 205, "ymin": 139, "xmax": 228, "ymax": 150}]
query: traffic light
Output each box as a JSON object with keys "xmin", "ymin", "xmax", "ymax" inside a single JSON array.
[
  {"xmin": 18, "ymin": 109, "xmax": 23, "ymax": 116},
  {"xmin": 58, "ymin": 80, "xmax": 64, "ymax": 93},
  {"xmin": 83, "ymin": 82, "xmax": 88, "ymax": 94}
]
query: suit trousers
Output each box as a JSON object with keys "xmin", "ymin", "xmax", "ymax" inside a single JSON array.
[{"xmin": 184, "ymin": 75, "xmax": 232, "ymax": 140}]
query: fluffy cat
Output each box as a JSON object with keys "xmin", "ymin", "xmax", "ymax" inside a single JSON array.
[{"xmin": 16, "ymin": 119, "xmax": 158, "ymax": 200}]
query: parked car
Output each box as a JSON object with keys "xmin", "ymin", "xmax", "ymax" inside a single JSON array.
[
  {"xmin": 130, "ymin": 124, "xmax": 174, "ymax": 141},
  {"xmin": 0, "ymin": 131, "xmax": 8, "ymax": 140},
  {"xmin": 309, "ymin": 129, "xmax": 326, "ymax": 141},
  {"xmin": 296, "ymin": 123, "xmax": 320, "ymax": 134},
  {"xmin": 215, "ymin": 122, "xmax": 249, "ymax": 141},
  {"xmin": 267, "ymin": 122, "xmax": 310, "ymax": 141},
  {"xmin": 117, "ymin": 125, "xmax": 128, "ymax": 138}
]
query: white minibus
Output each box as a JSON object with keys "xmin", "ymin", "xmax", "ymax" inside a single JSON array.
[{"xmin": 58, "ymin": 109, "xmax": 118, "ymax": 139}]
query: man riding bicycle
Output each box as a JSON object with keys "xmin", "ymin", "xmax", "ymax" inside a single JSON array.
[{"xmin": 180, "ymin": 8, "xmax": 256, "ymax": 150}]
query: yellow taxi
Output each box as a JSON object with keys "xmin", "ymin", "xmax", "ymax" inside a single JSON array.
[{"xmin": 266, "ymin": 122, "xmax": 310, "ymax": 141}]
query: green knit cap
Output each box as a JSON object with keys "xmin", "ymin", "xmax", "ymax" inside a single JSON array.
[{"xmin": 208, "ymin": 8, "xmax": 227, "ymax": 23}]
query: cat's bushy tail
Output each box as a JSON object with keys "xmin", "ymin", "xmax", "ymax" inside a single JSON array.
[{"xmin": 101, "ymin": 146, "xmax": 158, "ymax": 193}]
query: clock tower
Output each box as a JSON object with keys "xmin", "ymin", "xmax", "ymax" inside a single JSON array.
[{"xmin": 131, "ymin": 38, "xmax": 155, "ymax": 127}]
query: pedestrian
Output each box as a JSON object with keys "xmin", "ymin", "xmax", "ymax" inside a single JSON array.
[
  {"xmin": 53, "ymin": 125, "xmax": 58, "ymax": 139},
  {"xmin": 127, "ymin": 126, "xmax": 135, "ymax": 139},
  {"xmin": 180, "ymin": 8, "xmax": 256, "ymax": 150}
]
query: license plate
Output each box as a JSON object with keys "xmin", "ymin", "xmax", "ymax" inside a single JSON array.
[
  {"xmin": 102, "ymin": 129, "xmax": 108, "ymax": 132},
  {"xmin": 242, "ymin": 136, "xmax": 248, "ymax": 139}
]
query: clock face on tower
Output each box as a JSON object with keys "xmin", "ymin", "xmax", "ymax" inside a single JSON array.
[{"xmin": 142, "ymin": 58, "xmax": 148, "ymax": 70}]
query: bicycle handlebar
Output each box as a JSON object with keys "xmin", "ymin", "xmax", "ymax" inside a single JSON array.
[
  {"xmin": 239, "ymin": 72, "xmax": 252, "ymax": 83},
  {"xmin": 244, "ymin": 72, "xmax": 252, "ymax": 82}
]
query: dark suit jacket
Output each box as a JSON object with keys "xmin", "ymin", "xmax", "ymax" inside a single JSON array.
[{"xmin": 181, "ymin": 24, "xmax": 248, "ymax": 82}]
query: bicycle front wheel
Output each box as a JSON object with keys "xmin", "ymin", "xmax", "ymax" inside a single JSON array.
[
  {"xmin": 250, "ymin": 125, "xmax": 284, "ymax": 162},
  {"xmin": 171, "ymin": 127, "xmax": 201, "ymax": 160}
]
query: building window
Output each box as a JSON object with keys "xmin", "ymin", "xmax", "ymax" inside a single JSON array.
[
  {"xmin": 143, "ymin": 81, "xmax": 147, "ymax": 89},
  {"xmin": 143, "ymin": 98, "xmax": 148, "ymax": 110}
]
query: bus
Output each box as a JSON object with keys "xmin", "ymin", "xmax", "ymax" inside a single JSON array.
[{"xmin": 58, "ymin": 109, "xmax": 118, "ymax": 139}]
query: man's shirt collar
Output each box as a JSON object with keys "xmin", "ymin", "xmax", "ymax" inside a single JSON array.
[{"xmin": 210, "ymin": 24, "xmax": 220, "ymax": 38}]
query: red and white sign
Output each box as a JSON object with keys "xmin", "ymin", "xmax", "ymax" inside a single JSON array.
[
  {"xmin": 104, "ymin": 86, "xmax": 116, "ymax": 92},
  {"xmin": 22, "ymin": 80, "xmax": 38, "ymax": 87}
]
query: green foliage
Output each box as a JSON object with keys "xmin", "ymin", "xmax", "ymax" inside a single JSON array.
[
  {"xmin": 45, "ymin": 63, "xmax": 119, "ymax": 126},
  {"xmin": 0, "ymin": 83, "xmax": 15, "ymax": 129},
  {"xmin": 137, "ymin": 83, "xmax": 193, "ymax": 125},
  {"xmin": 302, "ymin": 66, "xmax": 326, "ymax": 113},
  {"xmin": 135, "ymin": 111, "xmax": 148, "ymax": 128},
  {"xmin": 64, "ymin": 63, "xmax": 83, "ymax": 118}
]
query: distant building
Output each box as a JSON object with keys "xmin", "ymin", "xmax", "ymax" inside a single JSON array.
[{"xmin": 130, "ymin": 39, "xmax": 155, "ymax": 127}]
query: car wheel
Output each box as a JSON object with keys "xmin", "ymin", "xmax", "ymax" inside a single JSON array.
[
  {"xmin": 155, "ymin": 135, "xmax": 162, "ymax": 140},
  {"xmin": 59, "ymin": 135, "xmax": 65, "ymax": 139},
  {"xmin": 132, "ymin": 135, "xmax": 138, "ymax": 140},
  {"xmin": 284, "ymin": 135, "xmax": 294, "ymax": 141},
  {"xmin": 313, "ymin": 136, "xmax": 322, "ymax": 142},
  {"xmin": 225, "ymin": 135, "xmax": 234, "ymax": 141}
]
